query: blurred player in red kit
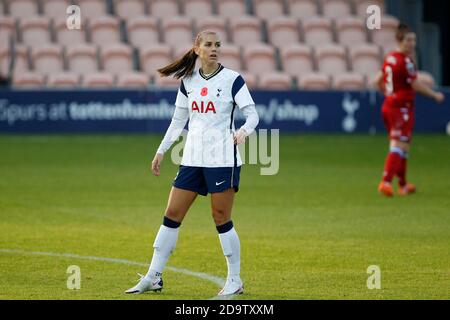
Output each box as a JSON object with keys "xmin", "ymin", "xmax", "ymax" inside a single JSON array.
[{"xmin": 375, "ymin": 23, "xmax": 445, "ymax": 197}]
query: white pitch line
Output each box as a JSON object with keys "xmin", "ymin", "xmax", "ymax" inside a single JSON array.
[{"xmin": 0, "ymin": 248, "xmax": 234, "ymax": 300}]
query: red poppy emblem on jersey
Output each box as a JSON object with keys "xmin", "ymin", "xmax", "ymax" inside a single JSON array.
[{"xmin": 200, "ymin": 87, "xmax": 208, "ymax": 96}]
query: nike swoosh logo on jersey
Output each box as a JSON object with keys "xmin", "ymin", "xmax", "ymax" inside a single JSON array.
[{"xmin": 216, "ymin": 180, "xmax": 226, "ymax": 186}]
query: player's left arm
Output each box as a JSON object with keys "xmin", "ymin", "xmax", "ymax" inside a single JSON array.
[{"xmin": 411, "ymin": 79, "xmax": 445, "ymax": 103}]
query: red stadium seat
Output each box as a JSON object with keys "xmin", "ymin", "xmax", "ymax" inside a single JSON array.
[
  {"xmin": 54, "ymin": 17, "xmax": 87, "ymax": 46},
  {"xmin": 117, "ymin": 72, "xmax": 150, "ymax": 88},
  {"xmin": 47, "ymin": 73, "xmax": 81, "ymax": 88},
  {"xmin": 6, "ymin": 0, "xmax": 38, "ymax": 20},
  {"xmin": 139, "ymin": 44, "xmax": 172, "ymax": 76},
  {"xmin": 154, "ymin": 75, "xmax": 181, "ymax": 88},
  {"xmin": 259, "ymin": 72, "xmax": 292, "ymax": 90},
  {"xmin": 148, "ymin": 0, "xmax": 180, "ymax": 18},
  {"xmin": 286, "ymin": 0, "xmax": 319, "ymax": 19},
  {"xmin": 31, "ymin": 45, "xmax": 64, "ymax": 75},
  {"xmin": 77, "ymin": 0, "xmax": 109, "ymax": 19},
  {"xmin": 349, "ymin": 44, "xmax": 381, "ymax": 77},
  {"xmin": 321, "ymin": 0, "xmax": 353, "ymax": 19},
  {"xmin": 0, "ymin": 1, "xmax": 4, "ymax": 14},
  {"xmin": 82, "ymin": 72, "xmax": 115, "ymax": 88},
  {"xmin": 332, "ymin": 73, "xmax": 366, "ymax": 90},
  {"xmin": 355, "ymin": 0, "xmax": 385, "ymax": 17},
  {"xmin": 0, "ymin": 45, "xmax": 30, "ymax": 77},
  {"xmin": 298, "ymin": 72, "xmax": 331, "ymax": 90},
  {"xmin": 42, "ymin": 0, "xmax": 72, "ymax": 19},
  {"xmin": 113, "ymin": 0, "xmax": 148, "ymax": 19},
  {"xmin": 89, "ymin": 16, "xmax": 122, "ymax": 46},
  {"xmin": 417, "ymin": 71, "xmax": 435, "ymax": 88},
  {"xmin": 13, "ymin": 72, "xmax": 45, "ymax": 88},
  {"xmin": 243, "ymin": 43, "xmax": 277, "ymax": 76},
  {"xmin": 100, "ymin": 44, "xmax": 134, "ymax": 75},
  {"xmin": 316, "ymin": 44, "xmax": 348, "ymax": 75},
  {"xmin": 194, "ymin": 16, "xmax": 229, "ymax": 44},
  {"xmin": 218, "ymin": 45, "xmax": 242, "ymax": 71},
  {"xmin": 253, "ymin": 0, "xmax": 285, "ymax": 19},
  {"xmin": 182, "ymin": 0, "xmax": 214, "ymax": 18},
  {"xmin": 216, "ymin": 0, "xmax": 247, "ymax": 18},
  {"xmin": 66, "ymin": 44, "xmax": 99, "ymax": 75},
  {"xmin": 239, "ymin": 71, "xmax": 258, "ymax": 89},
  {"xmin": 370, "ymin": 15, "xmax": 399, "ymax": 51},
  {"xmin": 161, "ymin": 16, "xmax": 194, "ymax": 47},
  {"xmin": 19, "ymin": 17, "xmax": 52, "ymax": 47},
  {"xmin": 0, "ymin": 16, "xmax": 16, "ymax": 45},
  {"xmin": 127, "ymin": 16, "xmax": 159, "ymax": 48},
  {"xmin": 229, "ymin": 16, "xmax": 263, "ymax": 46},
  {"xmin": 280, "ymin": 44, "xmax": 314, "ymax": 77},
  {"xmin": 267, "ymin": 16, "xmax": 300, "ymax": 47},
  {"xmin": 336, "ymin": 17, "xmax": 368, "ymax": 46},
  {"xmin": 302, "ymin": 16, "xmax": 334, "ymax": 46}
]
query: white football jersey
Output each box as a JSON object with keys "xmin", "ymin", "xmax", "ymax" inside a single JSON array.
[{"xmin": 175, "ymin": 64, "xmax": 255, "ymax": 168}]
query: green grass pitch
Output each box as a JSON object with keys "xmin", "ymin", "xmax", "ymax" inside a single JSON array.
[{"xmin": 0, "ymin": 134, "xmax": 449, "ymax": 300}]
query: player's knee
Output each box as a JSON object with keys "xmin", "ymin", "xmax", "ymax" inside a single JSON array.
[
  {"xmin": 212, "ymin": 208, "xmax": 229, "ymax": 225},
  {"xmin": 165, "ymin": 207, "xmax": 184, "ymax": 222}
]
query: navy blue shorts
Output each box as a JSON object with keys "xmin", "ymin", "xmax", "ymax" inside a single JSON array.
[{"xmin": 173, "ymin": 166, "xmax": 241, "ymax": 196}]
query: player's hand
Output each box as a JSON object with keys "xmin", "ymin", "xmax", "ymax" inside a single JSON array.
[
  {"xmin": 233, "ymin": 128, "xmax": 247, "ymax": 145},
  {"xmin": 434, "ymin": 92, "xmax": 445, "ymax": 104},
  {"xmin": 151, "ymin": 153, "xmax": 164, "ymax": 176}
]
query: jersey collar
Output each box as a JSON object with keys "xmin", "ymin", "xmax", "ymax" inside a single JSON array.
[{"xmin": 199, "ymin": 64, "xmax": 224, "ymax": 81}]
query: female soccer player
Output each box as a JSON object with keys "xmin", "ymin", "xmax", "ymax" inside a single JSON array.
[
  {"xmin": 125, "ymin": 30, "xmax": 259, "ymax": 296},
  {"xmin": 375, "ymin": 23, "xmax": 444, "ymax": 197}
]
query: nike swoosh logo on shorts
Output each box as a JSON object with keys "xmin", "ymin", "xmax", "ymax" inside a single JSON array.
[{"xmin": 216, "ymin": 180, "xmax": 226, "ymax": 186}]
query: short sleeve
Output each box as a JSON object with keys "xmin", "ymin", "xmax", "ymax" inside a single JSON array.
[
  {"xmin": 232, "ymin": 75, "xmax": 255, "ymax": 109},
  {"xmin": 175, "ymin": 80, "xmax": 188, "ymax": 108}
]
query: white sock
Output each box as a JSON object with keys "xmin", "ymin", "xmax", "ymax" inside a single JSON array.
[
  {"xmin": 219, "ymin": 227, "xmax": 241, "ymax": 280},
  {"xmin": 145, "ymin": 225, "xmax": 179, "ymax": 280}
]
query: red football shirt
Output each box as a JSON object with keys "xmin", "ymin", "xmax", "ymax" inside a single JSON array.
[{"xmin": 381, "ymin": 51, "xmax": 417, "ymax": 107}]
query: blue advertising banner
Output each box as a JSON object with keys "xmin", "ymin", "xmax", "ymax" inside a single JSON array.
[{"xmin": 0, "ymin": 89, "xmax": 449, "ymax": 134}]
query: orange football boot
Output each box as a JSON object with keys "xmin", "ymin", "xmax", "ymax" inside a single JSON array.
[
  {"xmin": 378, "ymin": 182, "xmax": 394, "ymax": 197},
  {"xmin": 398, "ymin": 183, "xmax": 416, "ymax": 196}
]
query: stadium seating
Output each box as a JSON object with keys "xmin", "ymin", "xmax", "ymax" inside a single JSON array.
[
  {"xmin": 240, "ymin": 71, "xmax": 258, "ymax": 89},
  {"xmin": 316, "ymin": 44, "xmax": 348, "ymax": 75},
  {"xmin": 280, "ymin": 44, "xmax": 314, "ymax": 76},
  {"xmin": 82, "ymin": 72, "xmax": 115, "ymax": 87},
  {"xmin": 153, "ymin": 74, "xmax": 180, "ymax": 88},
  {"xmin": 1, "ymin": 0, "xmax": 434, "ymax": 90},
  {"xmin": 6, "ymin": 0, "xmax": 39, "ymax": 20},
  {"xmin": 259, "ymin": 72, "xmax": 292, "ymax": 90},
  {"xmin": 117, "ymin": 72, "xmax": 149, "ymax": 88},
  {"xmin": 89, "ymin": 16, "xmax": 122, "ymax": 45},
  {"xmin": 31, "ymin": 45, "xmax": 64, "ymax": 75},
  {"xmin": 47, "ymin": 73, "xmax": 81, "ymax": 88},
  {"xmin": 243, "ymin": 44, "xmax": 277, "ymax": 76},
  {"xmin": 77, "ymin": 0, "xmax": 109, "ymax": 19},
  {"xmin": 286, "ymin": 0, "xmax": 319, "ymax": 19},
  {"xmin": 321, "ymin": 0, "xmax": 353, "ymax": 19},
  {"xmin": 42, "ymin": 0, "xmax": 72, "ymax": 19},
  {"xmin": 302, "ymin": 16, "xmax": 334, "ymax": 46},
  {"xmin": 126, "ymin": 16, "xmax": 159, "ymax": 48},
  {"xmin": 182, "ymin": 0, "xmax": 214, "ymax": 18},
  {"xmin": 253, "ymin": 0, "xmax": 285, "ymax": 19},
  {"xmin": 12, "ymin": 72, "xmax": 45, "ymax": 87},
  {"xmin": 298, "ymin": 73, "xmax": 331, "ymax": 90},
  {"xmin": 66, "ymin": 44, "xmax": 99, "ymax": 75},
  {"xmin": 194, "ymin": 16, "xmax": 229, "ymax": 43},
  {"xmin": 113, "ymin": 0, "xmax": 148, "ymax": 20},
  {"xmin": 0, "ymin": 45, "xmax": 29, "ymax": 76},
  {"xmin": 148, "ymin": 0, "xmax": 180, "ymax": 18},
  {"xmin": 266, "ymin": 16, "xmax": 300, "ymax": 47},
  {"xmin": 19, "ymin": 17, "xmax": 52, "ymax": 47},
  {"xmin": 332, "ymin": 73, "xmax": 366, "ymax": 90},
  {"xmin": 229, "ymin": 16, "xmax": 263, "ymax": 46},
  {"xmin": 216, "ymin": 0, "xmax": 247, "ymax": 18}
]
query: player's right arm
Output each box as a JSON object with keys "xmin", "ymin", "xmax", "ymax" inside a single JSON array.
[
  {"xmin": 152, "ymin": 81, "xmax": 190, "ymax": 176},
  {"xmin": 411, "ymin": 79, "xmax": 445, "ymax": 103}
]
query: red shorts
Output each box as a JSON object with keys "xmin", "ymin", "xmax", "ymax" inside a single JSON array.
[{"xmin": 382, "ymin": 102, "xmax": 415, "ymax": 143}]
